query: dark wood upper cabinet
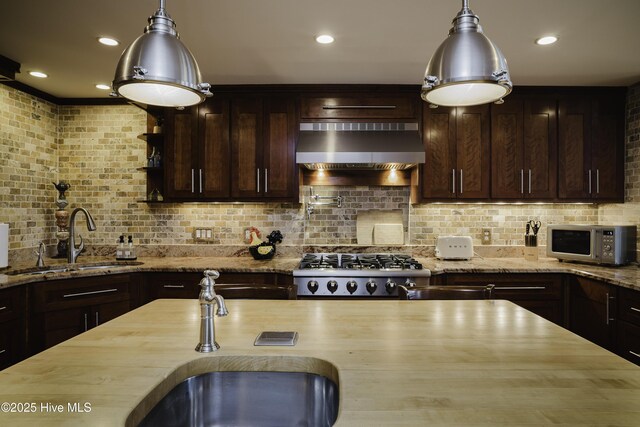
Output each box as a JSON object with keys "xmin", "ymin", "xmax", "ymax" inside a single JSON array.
[
  {"xmin": 165, "ymin": 106, "xmax": 199, "ymax": 199},
  {"xmin": 421, "ymin": 105, "xmax": 490, "ymax": 200},
  {"xmin": 558, "ymin": 89, "xmax": 625, "ymax": 201},
  {"xmin": 231, "ymin": 96, "xmax": 297, "ymax": 200},
  {"xmin": 164, "ymin": 93, "xmax": 297, "ymax": 202},
  {"xmin": 491, "ymin": 95, "xmax": 557, "ymax": 199}
]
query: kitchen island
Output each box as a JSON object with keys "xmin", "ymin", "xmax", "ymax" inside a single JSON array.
[{"xmin": 0, "ymin": 299, "xmax": 639, "ymax": 426}]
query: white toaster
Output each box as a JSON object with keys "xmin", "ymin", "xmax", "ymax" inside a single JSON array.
[{"xmin": 435, "ymin": 236, "xmax": 474, "ymax": 260}]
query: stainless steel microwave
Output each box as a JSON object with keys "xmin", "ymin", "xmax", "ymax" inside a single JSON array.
[{"xmin": 547, "ymin": 225, "xmax": 637, "ymax": 265}]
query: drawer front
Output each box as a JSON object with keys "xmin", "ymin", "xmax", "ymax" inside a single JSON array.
[
  {"xmin": 618, "ymin": 287, "xmax": 640, "ymax": 327},
  {"xmin": 300, "ymin": 96, "xmax": 418, "ymax": 120},
  {"xmin": 445, "ymin": 274, "xmax": 563, "ymax": 300},
  {"xmin": 617, "ymin": 320, "xmax": 640, "ymax": 366},
  {"xmin": 33, "ymin": 275, "xmax": 131, "ymax": 313},
  {"xmin": 0, "ymin": 286, "xmax": 25, "ymax": 323}
]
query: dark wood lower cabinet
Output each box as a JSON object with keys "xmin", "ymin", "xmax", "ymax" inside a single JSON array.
[
  {"xmin": 616, "ymin": 287, "xmax": 640, "ymax": 365},
  {"xmin": 440, "ymin": 273, "xmax": 564, "ymax": 325},
  {"xmin": 29, "ymin": 274, "xmax": 137, "ymax": 354},
  {"xmin": 141, "ymin": 272, "xmax": 296, "ymax": 303},
  {"xmin": 567, "ymin": 276, "xmax": 616, "ymax": 350},
  {"xmin": 0, "ymin": 286, "xmax": 25, "ymax": 370}
]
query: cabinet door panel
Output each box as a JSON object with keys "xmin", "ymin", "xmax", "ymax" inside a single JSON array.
[
  {"xmin": 263, "ymin": 97, "xmax": 296, "ymax": 199},
  {"xmin": 491, "ymin": 98, "xmax": 524, "ymax": 199},
  {"xmin": 422, "ymin": 107, "xmax": 456, "ymax": 199},
  {"xmin": 200, "ymin": 99, "xmax": 231, "ymax": 198},
  {"xmin": 558, "ymin": 97, "xmax": 591, "ymax": 199},
  {"xmin": 456, "ymin": 106, "xmax": 490, "ymax": 198},
  {"xmin": 232, "ymin": 98, "xmax": 262, "ymax": 198},
  {"xmin": 43, "ymin": 307, "xmax": 88, "ymax": 348},
  {"xmin": 617, "ymin": 321, "xmax": 640, "ymax": 366},
  {"xmin": 569, "ymin": 277, "xmax": 615, "ymax": 350},
  {"xmin": 591, "ymin": 95, "xmax": 624, "ymax": 200},
  {"xmin": 524, "ymin": 98, "xmax": 557, "ymax": 199},
  {"xmin": 166, "ymin": 108, "xmax": 199, "ymax": 198},
  {"xmin": 94, "ymin": 300, "xmax": 131, "ymax": 327}
]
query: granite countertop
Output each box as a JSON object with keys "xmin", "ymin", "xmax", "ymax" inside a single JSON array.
[
  {"xmin": 1, "ymin": 299, "xmax": 639, "ymax": 426},
  {"xmin": 1, "ymin": 255, "xmax": 638, "ymax": 291}
]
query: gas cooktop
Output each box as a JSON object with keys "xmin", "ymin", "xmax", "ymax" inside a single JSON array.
[{"xmin": 293, "ymin": 253, "xmax": 431, "ymax": 297}]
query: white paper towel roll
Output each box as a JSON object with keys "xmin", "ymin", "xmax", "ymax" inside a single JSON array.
[{"xmin": 0, "ymin": 223, "xmax": 8, "ymax": 268}]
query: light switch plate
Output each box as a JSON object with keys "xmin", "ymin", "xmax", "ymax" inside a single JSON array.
[{"xmin": 193, "ymin": 227, "xmax": 215, "ymax": 242}]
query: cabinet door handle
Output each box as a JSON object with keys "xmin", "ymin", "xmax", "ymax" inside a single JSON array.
[
  {"xmin": 528, "ymin": 169, "xmax": 532, "ymax": 194},
  {"xmin": 264, "ymin": 169, "xmax": 268, "ymax": 193},
  {"xmin": 630, "ymin": 351, "xmax": 640, "ymax": 359},
  {"xmin": 63, "ymin": 288, "xmax": 118, "ymax": 298},
  {"xmin": 322, "ymin": 105, "xmax": 396, "ymax": 110},
  {"xmin": 95, "ymin": 312, "xmax": 99, "ymax": 326},
  {"xmin": 84, "ymin": 313, "xmax": 88, "ymax": 332},
  {"xmin": 459, "ymin": 169, "xmax": 463, "ymax": 194},
  {"xmin": 191, "ymin": 169, "xmax": 195, "ymax": 193},
  {"xmin": 606, "ymin": 292, "xmax": 615, "ymax": 325},
  {"xmin": 0, "ymin": 306, "xmax": 6, "ymax": 312},
  {"xmin": 199, "ymin": 169, "xmax": 203, "ymax": 194},
  {"xmin": 452, "ymin": 169, "xmax": 456, "ymax": 194},
  {"xmin": 163, "ymin": 284, "xmax": 185, "ymax": 289},
  {"xmin": 0, "ymin": 349, "xmax": 5, "ymax": 355},
  {"xmin": 596, "ymin": 169, "xmax": 600, "ymax": 194},
  {"xmin": 588, "ymin": 169, "xmax": 592, "ymax": 194},
  {"xmin": 493, "ymin": 286, "xmax": 547, "ymax": 290},
  {"xmin": 256, "ymin": 168, "xmax": 260, "ymax": 193},
  {"xmin": 631, "ymin": 307, "xmax": 640, "ymax": 313},
  {"xmin": 520, "ymin": 169, "xmax": 524, "ymax": 194}
]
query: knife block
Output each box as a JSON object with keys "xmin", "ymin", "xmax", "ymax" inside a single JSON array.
[{"xmin": 524, "ymin": 235, "xmax": 538, "ymax": 261}]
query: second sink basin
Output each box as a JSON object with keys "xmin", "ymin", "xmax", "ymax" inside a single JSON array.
[{"xmin": 138, "ymin": 371, "xmax": 339, "ymax": 427}]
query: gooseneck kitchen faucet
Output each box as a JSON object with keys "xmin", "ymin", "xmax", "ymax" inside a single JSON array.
[
  {"xmin": 195, "ymin": 270, "xmax": 228, "ymax": 352},
  {"xmin": 67, "ymin": 207, "xmax": 97, "ymax": 264}
]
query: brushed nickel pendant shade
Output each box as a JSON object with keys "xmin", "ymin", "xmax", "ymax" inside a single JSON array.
[
  {"xmin": 421, "ymin": 0, "xmax": 512, "ymax": 107},
  {"xmin": 112, "ymin": 0, "xmax": 211, "ymax": 107}
]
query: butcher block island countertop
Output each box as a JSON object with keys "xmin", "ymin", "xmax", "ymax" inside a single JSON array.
[{"xmin": 1, "ymin": 299, "xmax": 640, "ymax": 426}]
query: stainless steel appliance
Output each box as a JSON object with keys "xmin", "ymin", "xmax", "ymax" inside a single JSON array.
[
  {"xmin": 547, "ymin": 224, "xmax": 637, "ymax": 265},
  {"xmin": 294, "ymin": 253, "xmax": 431, "ymax": 297}
]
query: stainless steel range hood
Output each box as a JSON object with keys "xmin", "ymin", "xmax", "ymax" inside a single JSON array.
[{"xmin": 296, "ymin": 122, "xmax": 425, "ymax": 170}]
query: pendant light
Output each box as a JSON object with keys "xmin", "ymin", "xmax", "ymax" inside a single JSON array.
[
  {"xmin": 112, "ymin": 0, "xmax": 211, "ymax": 107},
  {"xmin": 421, "ymin": 0, "xmax": 512, "ymax": 107}
]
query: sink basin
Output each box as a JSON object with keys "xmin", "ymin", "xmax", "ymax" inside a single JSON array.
[
  {"xmin": 6, "ymin": 261, "xmax": 143, "ymax": 276},
  {"xmin": 138, "ymin": 371, "xmax": 339, "ymax": 427}
]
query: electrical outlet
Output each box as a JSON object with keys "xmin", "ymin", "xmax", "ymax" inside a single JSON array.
[{"xmin": 481, "ymin": 228, "xmax": 492, "ymax": 245}]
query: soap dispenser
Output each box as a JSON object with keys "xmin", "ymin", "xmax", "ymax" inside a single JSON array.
[
  {"xmin": 126, "ymin": 235, "xmax": 137, "ymax": 260},
  {"xmin": 116, "ymin": 235, "xmax": 125, "ymax": 260}
]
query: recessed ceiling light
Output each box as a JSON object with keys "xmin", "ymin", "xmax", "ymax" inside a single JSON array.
[
  {"xmin": 29, "ymin": 71, "xmax": 48, "ymax": 78},
  {"xmin": 95, "ymin": 84, "xmax": 111, "ymax": 90},
  {"xmin": 315, "ymin": 34, "xmax": 334, "ymax": 44},
  {"xmin": 535, "ymin": 36, "xmax": 558, "ymax": 46},
  {"xmin": 98, "ymin": 37, "xmax": 120, "ymax": 46}
]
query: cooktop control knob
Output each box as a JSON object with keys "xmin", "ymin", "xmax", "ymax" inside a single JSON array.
[
  {"xmin": 366, "ymin": 280, "xmax": 377, "ymax": 295},
  {"xmin": 385, "ymin": 279, "xmax": 397, "ymax": 294},
  {"xmin": 604, "ymin": 244, "xmax": 612, "ymax": 251},
  {"xmin": 405, "ymin": 279, "xmax": 416, "ymax": 288},
  {"xmin": 327, "ymin": 280, "xmax": 338, "ymax": 294},
  {"xmin": 307, "ymin": 280, "xmax": 319, "ymax": 294},
  {"xmin": 346, "ymin": 280, "xmax": 358, "ymax": 294}
]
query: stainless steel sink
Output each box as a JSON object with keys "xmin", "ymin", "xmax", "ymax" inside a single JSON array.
[
  {"xmin": 16, "ymin": 267, "xmax": 70, "ymax": 275},
  {"xmin": 138, "ymin": 371, "xmax": 339, "ymax": 427}
]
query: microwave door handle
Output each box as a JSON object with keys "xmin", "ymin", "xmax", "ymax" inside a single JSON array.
[{"xmin": 592, "ymin": 229, "xmax": 600, "ymax": 260}]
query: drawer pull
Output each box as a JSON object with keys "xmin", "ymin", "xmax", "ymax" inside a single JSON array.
[
  {"xmin": 606, "ymin": 293, "xmax": 615, "ymax": 325},
  {"xmin": 493, "ymin": 286, "xmax": 547, "ymax": 290},
  {"xmin": 63, "ymin": 288, "xmax": 119, "ymax": 298},
  {"xmin": 0, "ymin": 349, "xmax": 5, "ymax": 355},
  {"xmin": 163, "ymin": 285, "xmax": 185, "ymax": 289},
  {"xmin": 0, "ymin": 306, "xmax": 6, "ymax": 312},
  {"xmin": 322, "ymin": 105, "xmax": 396, "ymax": 110},
  {"xmin": 630, "ymin": 307, "xmax": 640, "ymax": 313},
  {"xmin": 630, "ymin": 351, "xmax": 640, "ymax": 359}
]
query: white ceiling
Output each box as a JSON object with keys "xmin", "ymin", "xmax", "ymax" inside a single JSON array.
[{"xmin": 2, "ymin": 0, "xmax": 640, "ymax": 99}]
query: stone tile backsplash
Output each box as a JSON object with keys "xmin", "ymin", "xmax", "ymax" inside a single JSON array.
[{"xmin": 1, "ymin": 82, "xmax": 639, "ymax": 264}]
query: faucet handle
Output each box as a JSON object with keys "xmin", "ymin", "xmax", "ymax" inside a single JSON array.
[
  {"xmin": 199, "ymin": 270, "xmax": 220, "ymax": 289},
  {"xmin": 203, "ymin": 270, "xmax": 220, "ymax": 280},
  {"xmin": 76, "ymin": 234, "xmax": 85, "ymax": 252}
]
